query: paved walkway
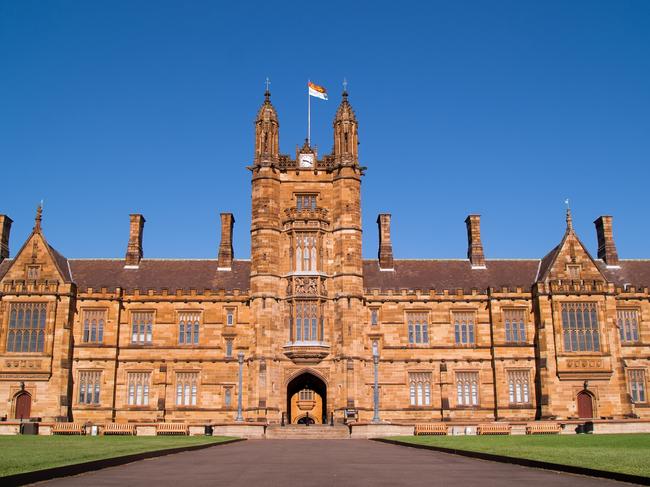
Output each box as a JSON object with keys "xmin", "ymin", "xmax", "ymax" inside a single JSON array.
[{"xmin": 41, "ymin": 439, "xmax": 630, "ymax": 487}]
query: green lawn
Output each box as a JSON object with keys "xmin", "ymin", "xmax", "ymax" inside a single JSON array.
[
  {"xmin": 386, "ymin": 434, "xmax": 650, "ymax": 477},
  {"xmin": 0, "ymin": 435, "xmax": 236, "ymax": 477}
]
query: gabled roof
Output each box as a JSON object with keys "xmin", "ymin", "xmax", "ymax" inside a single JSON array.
[{"xmin": 363, "ymin": 259, "xmax": 540, "ymax": 292}]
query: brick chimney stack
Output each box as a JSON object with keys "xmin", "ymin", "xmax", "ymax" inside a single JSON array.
[
  {"xmin": 465, "ymin": 214, "xmax": 486, "ymax": 268},
  {"xmin": 0, "ymin": 215, "xmax": 12, "ymax": 262},
  {"xmin": 125, "ymin": 214, "xmax": 145, "ymax": 268},
  {"xmin": 377, "ymin": 214, "xmax": 394, "ymax": 270},
  {"xmin": 218, "ymin": 213, "xmax": 235, "ymax": 270},
  {"xmin": 594, "ymin": 215, "xmax": 619, "ymax": 267}
]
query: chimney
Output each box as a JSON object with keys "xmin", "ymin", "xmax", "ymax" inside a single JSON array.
[
  {"xmin": 594, "ymin": 215, "xmax": 619, "ymax": 267},
  {"xmin": 218, "ymin": 213, "xmax": 235, "ymax": 270},
  {"xmin": 377, "ymin": 214, "xmax": 394, "ymax": 270},
  {"xmin": 0, "ymin": 215, "xmax": 12, "ymax": 262},
  {"xmin": 465, "ymin": 214, "xmax": 486, "ymax": 268},
  {"xmin": 125, "ymin": 214, "xmax": 145, "ymax": 268}
]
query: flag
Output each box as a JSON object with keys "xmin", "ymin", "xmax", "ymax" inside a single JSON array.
[{"xmin": 308, "ymin": 81, "xmax": 328, "ymax": 100}]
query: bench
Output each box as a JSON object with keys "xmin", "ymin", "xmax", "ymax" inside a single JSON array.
[
  {"xmin": 526, "ymin": 422, "xmax": 561, "ymax": 435},
  {"xmin": 156, "ymin": 423, "xmax": 189, "ymax": 435},
  {"xmin": 52, "ymin": 422, "xmax": 86, "ymax": 435},
  {"xmin": 102, "ymin": 423, "xmax": 136, "ymax": 435},
  {"xmin": 477, "ymin": 423, "xmax": 511, "ymax": 435},
  {"xmin": 414, "ymin": 423, "xmax": 448, "ymax": 436}
]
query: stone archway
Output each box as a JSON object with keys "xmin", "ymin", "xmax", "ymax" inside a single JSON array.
[
  {"xmin": 14, "ymin": 392, "xmax": 31, "ymax": 420},
  {"xmin": 287, "ymin": 372, "xmax": 327, "ymax": 424},
  {"xmin": 577, "ymin": 390, "xmax": 594, "ymax": 418}
]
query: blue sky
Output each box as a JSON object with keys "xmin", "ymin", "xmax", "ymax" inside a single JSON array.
[{"xmin": 1, "ymin": 0, "xmax": 649, "ymax": 260}]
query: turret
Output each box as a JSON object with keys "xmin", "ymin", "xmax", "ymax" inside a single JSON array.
[
  {"xmin": 332, "ymin": 86, "xmax": 358, "ymax": 164},
  {"xmin": 254, "ymin": 84, "xmax": 280, "ymax": 164}
]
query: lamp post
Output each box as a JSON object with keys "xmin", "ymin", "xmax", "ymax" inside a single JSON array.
[
  {"xmin": 236, "ymin": 352, "xmax": 244, "ymax": 422},
  {"xmin": 372, "ymin": 345, "xmax": 380, "ymax": 423}
]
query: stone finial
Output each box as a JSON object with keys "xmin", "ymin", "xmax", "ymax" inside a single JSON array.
[
  {"xmin": 594, "ymin": 215, "xmax": 620, "ymax": 266},
  {"xmin": 218, "ymin": 213, "xmax": 235, "ymax": 270},
  {"xmin": 34, "ymin": 204, "xmax": 43, "ymax": 232},
  {"xmin": 0, "ymin": 214, "xmax": 12, "ymax": 262},
  {"xmin": 377, "ymin": 214, "xmax": 394, "ymax": 271},
  {"xmin": 465, "ymin": 214, "xmax": 486, "ymax": 268},
  {"xmin": 125, "ymin": 214, "xmax": 145, "ymax": 268}
]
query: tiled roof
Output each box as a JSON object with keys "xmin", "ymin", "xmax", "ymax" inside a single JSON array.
[
  {"xmin": 68, "ymin": 259, "xmax": 251, "ymax": 293},
  {"xmin": 596, "ymin": 260, "xmax": 650, "ymax": 288},
  {"xmin": 362, "ymin": 259, "xmax": 541, "ymax": 292}
]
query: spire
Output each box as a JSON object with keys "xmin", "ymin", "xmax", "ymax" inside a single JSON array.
[
  {"xmin": 34, "ymin": 203, "xmax": 43, "ymax": 232},
  {"xmin": 255, "ymin": 79, "xmax": 280, "ymax": 164},
  {"xmin": 333, "ymin": 81, "xmax": 358, "ymax": 164}
]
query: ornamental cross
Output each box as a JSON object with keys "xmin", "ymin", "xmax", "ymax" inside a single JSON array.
[
  {"xmin": 343, "ymin": 78, "xmax": 348, "ymax": 92},
  {"xmin": 265, "ymin": 77, "xmax": 271, "ymax": 92}
]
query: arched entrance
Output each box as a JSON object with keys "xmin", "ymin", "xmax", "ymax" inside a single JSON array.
[
  {"xmin": 14, "ymin": 392, "xmax": 32, "ymax": 420},
  {"xmin": 577, "ymin": 391, "xmax": 594, "ymax": 418},
  {"xmin": 287, "ymin": 372, "xmax": 326, "ymax": 424}
]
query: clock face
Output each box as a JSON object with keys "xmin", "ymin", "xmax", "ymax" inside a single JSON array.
[{"xmin": 299, "ymin": 153, "xmax": 314, "ymax": 168}]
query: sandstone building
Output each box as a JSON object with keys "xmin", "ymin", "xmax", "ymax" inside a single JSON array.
[{"xmin": 0, "ymin": 88, "xmax": 648, "ymax": 425}]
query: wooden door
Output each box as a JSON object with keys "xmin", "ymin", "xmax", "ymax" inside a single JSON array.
[
  {"xmin": 577, "ymin": 391, "xmax": 593, "ymax": 418},
  {"xmin": 14, "ymin": 393, "xmax": 31, "ymax": 420}
]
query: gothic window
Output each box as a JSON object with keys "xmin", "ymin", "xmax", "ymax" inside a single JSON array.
[
  {"xmin": 176, "ymin": 372, "xmax": 198, "ymax": 406},
  {"xmin": 504, "ymin": 309, "xmax": 526, "ymax": 343},
  {"xmin": 127, "ymin": 372, "xmax": 150, "ymax": 406},
  {"xmin": 561, "ymin": 302, "xmax": 600, "ymax": 352},
  {"xmin": 409, "ymin": 372, "xmax": 431, "ymax": 407},
  {"xmin": 296, "ymin": 194, "xmax": 317, "ymax": 211},
  {"xmin": 370, "ymin": 308, "xmax": 379, "ymax": 326},
  {"xmin": 82, "ymin": 309, "xmax": 106, "ymax": 344},
  {"xmin": 226, "ymin": 308, "xmax": 235, "ymax": 326},
  {"xmin": 454, "ymin": 311, "xmax": 475, "ymax": 346},
  {"xmin": 295, "ymin": 233, "xmax": 318, "ymax": 272},
  {"xmin": 507, "ymin": 370, "xmax": 531, "ymax": 405},
  {"xmin": 618, "ymin": 309, "xmax": 640, "ymax": 343},
  {"xmin": 407, "ymin": 312, "xmax": 429, "ymax": 344},
  {"xmin": 178, "ymin": 312, "xmax": 200, "ymax": 345},
  {"xmin": 456, "ymin": 372, "xmax": 479, "ymax": 407},
  {"xmin": 294, "ymin": 301, "xmax": 319, "ymax": 342},
  {"xmin": 224, "ymin": 387, "xmax": 232, "ymax": 408},
  {"xmin": 6, "ymin": 303, "xmax": 46, "ymax": 353},
  {"xmin": 131, "ymin": 311, "xmax": 153, "ymax": 345},
  {"xmin": 78, "ymin": 370, "xmax": 101, "ymax": 405},
  {"xmin": 628, "ymin": 369, "xmax": 646, "ymax": 403},
  {"xmin": 225, "ymin": 339, "xmax": 233, "ymax": 358}
]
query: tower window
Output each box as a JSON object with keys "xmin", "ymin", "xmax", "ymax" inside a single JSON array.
[
  {"xmin": 296, "ymin": 194, "xmax": 317, "ymax": 211},
  {"xmin": 295, "ymin": 233, "xmax": 318, "ymax": 272},
  {"xmin": 293, "ymin": 301, "xmax": 320, "ymax": 342}
]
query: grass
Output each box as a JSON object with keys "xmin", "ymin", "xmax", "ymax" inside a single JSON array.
[
  {"xmin": 0, "ymin": 435, "xmax": 235, "ymax": 477},
  {"xmin": 386, "ymin": 434, "xmax": 650, "ymax": 478}
]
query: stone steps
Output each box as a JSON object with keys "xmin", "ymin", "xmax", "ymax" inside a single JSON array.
[{"xmin": 265, "ymin": 425, "xmax": 350, "ymax": 439}]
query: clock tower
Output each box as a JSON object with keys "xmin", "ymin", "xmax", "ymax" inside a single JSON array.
[{"xmin": 249, "ymin": 85, "xmax": 365, "ymax": 422}]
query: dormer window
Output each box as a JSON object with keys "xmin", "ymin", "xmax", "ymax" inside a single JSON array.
[{"xmin": 296, "ymin": 194, "xmax": 317, "ymax": 211}]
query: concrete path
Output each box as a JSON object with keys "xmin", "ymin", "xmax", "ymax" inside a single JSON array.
[{"xmin": 41, "ymin": 439, "xmax": 631, "ymax": 486}]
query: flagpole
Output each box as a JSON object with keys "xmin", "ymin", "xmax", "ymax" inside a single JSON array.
[{"xmin": 307, "ymin": 79, "xmax": 311, "ymax": 145}]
